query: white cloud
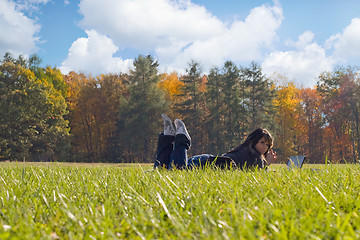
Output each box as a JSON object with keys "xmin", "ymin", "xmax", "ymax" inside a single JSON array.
[
  {"xmin": 262, "ymin": 31, "xmax": 336, "ymax": 87},
  {"xmin": 12, "ymin": 0, "xmax": 51, "ymax": 12},
  {"xmin": 326, "ymin": 18, "xmax": 360, "ymax": 60},
  {"xmin": 159, "ymin": 2, "xmax": 283, "ymax": 70},
  {"xmin": 263, "ymin": 18, "xmax": 360, "ymax": 88},
  {"xmin": 285, "ymin": 31, "xmax": 314, "ymax": 49},
  {"xmin": 25, "ymin": 0, "xmax": 51, "ymax": 3},
  {"xmin": 79, "ymin": 0, "xmax": 226, "ymax": 50},
  {"xmin": 0, "ymin": 0, "xmax": 40, "ymax": 57},
  {"xmin": 60, "ymin": 30, "xmax": 133, "ymax": 75},
  {"xmin": 76, "ymin": 0, "xmax": 283, "ymax": 72}
]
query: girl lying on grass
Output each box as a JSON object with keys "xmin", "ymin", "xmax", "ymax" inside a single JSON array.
[{"xmin": 154, "ymin": 114, "xmax": 277, "ymax": 170}]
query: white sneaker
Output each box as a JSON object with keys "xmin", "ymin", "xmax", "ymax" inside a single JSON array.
[
  {"xmin": 161, "ymin": 114, "xmax": 175, "ymax": 136},
  {"xmin": 174, "ymin": 119, "xmax": 191, "ymax": 141}
]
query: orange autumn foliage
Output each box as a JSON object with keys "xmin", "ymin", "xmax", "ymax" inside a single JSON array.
[
  {"xmin": 273, "ymin": 81, "xmax": 303, "ymax": 162},
  {"xmin": 158, "ymin": 72, "xmax": 184, "ymax": 99}
]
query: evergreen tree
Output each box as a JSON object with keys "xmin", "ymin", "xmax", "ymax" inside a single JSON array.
[
  {"xmin": 204, "ymin": 67, "xmax": 225, "ymax": 154},
  {"xmin": 117, "ymin": 55, "xmax": 167, "ymax": 162},
  {"xmin": 176, "ymin": 60, "xmax": 205, "ymax": 154},
  {"xmin": 205, "ymin": 61, "xmax": 246, "ymax": 154},
  {"xmin": 221, "ymin": 61, "xmax": 246, "ymax": 149},
  {"xmin": 242, "ymin": 62, "xmax": 276, "ymax": 132}
]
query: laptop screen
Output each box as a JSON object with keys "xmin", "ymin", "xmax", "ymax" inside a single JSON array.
[{"xmin": 287, "ymin": 156, "xmax": 306, "ymax": 168}]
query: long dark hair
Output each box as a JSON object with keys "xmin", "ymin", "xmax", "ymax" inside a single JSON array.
[{"xmin": 226, "ymin": 128, "xmax": 273, "ymax": 156}]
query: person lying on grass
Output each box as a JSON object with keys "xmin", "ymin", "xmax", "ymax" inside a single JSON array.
[{"xmin": 154, "ymin": 114, "xmax": 277, "ymax": 170}]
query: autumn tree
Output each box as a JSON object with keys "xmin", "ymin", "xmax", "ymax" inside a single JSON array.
[
  {"xmin": 158, "ymin": 71, "xmax": 184, "ymax": 117},
  {"xmin": 0, "ymin": 54, "xmax": 69, "ymax": 161},
  {"xmin": 64, "ymin": 72, "xmax": 92, "ymax": 161},
  {"xmin": 272, "ymin": 81, "xmax": 303, "ymax": 162},
  {"xmin": 317, "ymin": 67, "xmax": 360, "ymax": 163},
  {"xmin": 35, "ymin": 66, "xmax": 69, "ymax": 99},
  {"xmin": 297, "ymin": 88, "xmax": 324, "ymax": 163},
  {"xmin": 64, "ymin": 72, "xmax": 127, "ymax": 162}
]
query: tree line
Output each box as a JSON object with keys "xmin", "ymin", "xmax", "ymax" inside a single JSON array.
[{"xmin": 1, "ymin": 52, "xmax": 359, "ymax": 164}]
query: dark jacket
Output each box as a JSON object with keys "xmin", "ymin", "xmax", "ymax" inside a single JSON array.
[
  {"xmin": 187, "ymin": 147, "xmax": 265, "ymax": 170},
  {"xmin": 222, "ymin": 147, "xmax": 265, "ymax": 170}
]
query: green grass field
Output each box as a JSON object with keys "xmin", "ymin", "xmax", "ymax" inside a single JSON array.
[{"xmin": 0, "ymin": 162, "xmax": 359, "ymax": 239}]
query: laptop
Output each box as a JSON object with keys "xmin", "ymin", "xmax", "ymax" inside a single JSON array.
[{"xmin": 286, "ymin": 155, "xmax": 306, "ymax": 169}]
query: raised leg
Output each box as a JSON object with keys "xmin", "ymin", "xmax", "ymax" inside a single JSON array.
[
  {"xmin": 154, "ymin": 133, "xmax": 175, "ymax": 169},
  {"xmin": 172, "ymin": 119, "xmax": 191, "ymax": 169}
]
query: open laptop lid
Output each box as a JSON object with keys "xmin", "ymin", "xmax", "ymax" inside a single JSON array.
[{"xmin": 287, "ymin": 156, "xmax": 306, "ymax": 169}]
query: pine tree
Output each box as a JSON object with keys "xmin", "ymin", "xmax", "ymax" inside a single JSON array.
[
  {"xmin": 205, "ymin": 67, "xmax": 225, "ymax": 154},
  {"xmin": 117, "ymin": 55, "xmax": 168, "ymax": 162},
  {"xmin": 176, "ymin": 60, "xmax": 205, "ymax": 154},
  {"xmin": 221, "ymin": 61, "xmax": 247, "ymax": 149},
  {"xmin": 242, "ymin": 62, "xmax": 276, "ymax": 132}
]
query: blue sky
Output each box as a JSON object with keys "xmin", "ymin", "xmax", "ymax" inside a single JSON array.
[{"xmin": 1, "ymin": 0, "xmax": 360, "ymax": 87}]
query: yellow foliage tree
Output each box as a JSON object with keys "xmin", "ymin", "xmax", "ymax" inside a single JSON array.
[
  {"xmin": 64, "ymin": 72, "xmax": 126, "ymax": 162},
  {"xmin": 157, "ymin": 72, "xmax": 184, "ymax": 117},
  {"xmin": 158, "ymin": 72, "xmax": 184, "ymax": 100},
  {"xmin": 273, "ymin": 81, "xmax": 303, "ymax": 162}
]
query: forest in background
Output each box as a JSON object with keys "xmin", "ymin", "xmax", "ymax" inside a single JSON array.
[{"xmin": 1, "ymin": 52, "xmax": 359, "ymax": 164}]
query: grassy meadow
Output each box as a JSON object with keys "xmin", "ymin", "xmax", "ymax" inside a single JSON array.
[{"xmin": 0, "ymin": 162, "xmax": 359, "ymax": 239}]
